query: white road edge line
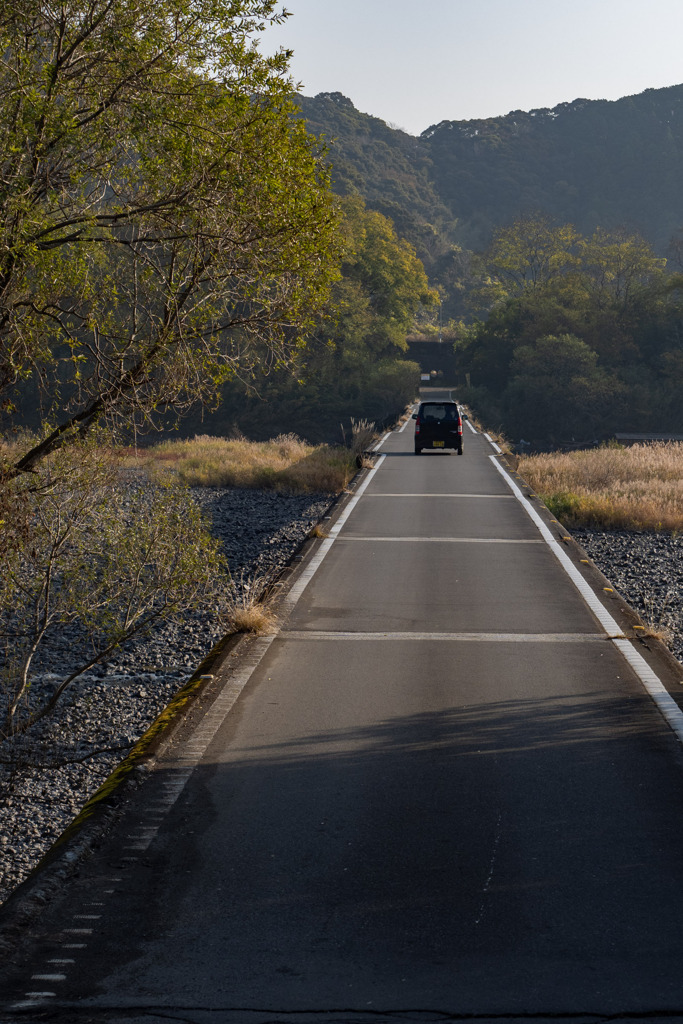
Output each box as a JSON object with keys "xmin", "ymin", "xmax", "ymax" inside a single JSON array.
[
  {"xmin": 484, "ymin": 432, "xmax": 502, "ymax": 453},
  {"xmin": 282, "ymin": 453, "xmax": 387, "ymax": 612},
  {"xmin": 466, "ymin": 419, "xmax": 478, "ymax": 434},
  {"xmin": 489, "ymin": 455, "xmax": 683, "ymax": 744}
]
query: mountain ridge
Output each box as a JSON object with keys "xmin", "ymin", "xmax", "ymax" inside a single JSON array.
[{"xmin": 297, "ymin": 83, "xmax": 683, "ymax": 253}]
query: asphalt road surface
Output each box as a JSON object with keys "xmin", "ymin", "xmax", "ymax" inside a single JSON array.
[{"xmin": 4, "ymin": 393, "xmax": 683, "ymax": 1024}]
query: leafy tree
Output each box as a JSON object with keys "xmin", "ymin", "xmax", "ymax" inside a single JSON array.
[
  {"xmin": 0, "ymin": 1, "xmax": 344, "ymax": 739},
  {"xmin": 485, "ymin": 216, "xmax": 581, "ymax": 294},
  {"xmin": 503, "ymin": 334, "xmax": 625, "ymax": 439},
  {"xmin": 332, "ymin": 197, "xmax": 436, "ymax": 353},
  {"xmin": 578, "ymin": 228, "xmax": 666, "ymax": 306},
  {"xmin": 206, "ymin": 198, "xmax": 430, "ymax": 440},
  {"xmin": 458, "ymin": 219, "xmax": 683, "ymax": 439},
  {"xmin": 0, "ymin": 0, "xmax": 341, "ymax": 474}
]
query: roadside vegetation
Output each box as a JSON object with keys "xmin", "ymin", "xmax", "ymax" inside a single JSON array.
[
  {"xmin": 0, "ymin": 436, "xmax": 228, "ymax": 739},
  {"xmin": 519, "ymin": 442, "xmax": 683, "ymax": 532},
  {"xmin": 125, "ymin": 434, "xmax": 358, "ymax": 493}
]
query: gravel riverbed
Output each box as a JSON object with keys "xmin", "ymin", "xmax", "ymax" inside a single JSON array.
[
  {"xmin": 1, "ymin": 505, "xmax": 682, "ymax": 906},
  {"xmin": 573, "ymin": 529, "xmax": 683, "ymax": 662},
  {"xmin": 0, "ymin": 486, "xmax": 334, "ymax": 904}
]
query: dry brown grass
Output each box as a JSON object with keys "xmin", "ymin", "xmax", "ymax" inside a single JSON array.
[
  {"xmin": 229, "ymin": 602, "xmax": 279, "ymax": 635},
  {"xmin": 349, "ymin": 418, "xmax": 377, "ymax": 457},
  {"xmin": 123, "ymin": 434, "xmax": 356, "ymax": 493},
  {"xmin": 222, "ymin": 572, "xmax": 280, "ymax": 635},
  {"xmin": 309, "ymin": 523, "xmax": 330, "ymax": 539},
  {"xmin": 519, "ymin": 442, "xmax": 683, "ymax": 532}
]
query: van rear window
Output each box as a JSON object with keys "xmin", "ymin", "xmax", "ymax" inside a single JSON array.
[{"xmin": 420, "ymin": 404, "xmax": 458, "ymax": 421}]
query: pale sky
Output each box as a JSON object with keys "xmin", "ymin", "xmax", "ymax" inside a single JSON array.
[{"xmin": 261, "ymin": 0, "xmax": 683, "ymax": 135}]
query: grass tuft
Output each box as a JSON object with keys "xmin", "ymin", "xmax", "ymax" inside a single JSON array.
[
  {"xmin": 349, "ymin": 418, "xmax": 377, "ymax": 457},
  {"xmin": 520, "ymin": 442, "xmax": 683, "ymax": 532},
  {"xmin": 222, "ymin": 571, "xmax": 279, "ymax": 636},
  {"xmin": 309, "ymin": 523, "xmax": 330, "ymax": 539}
]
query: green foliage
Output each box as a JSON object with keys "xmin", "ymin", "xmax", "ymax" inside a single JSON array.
[
  {"xmin": 296, "ymin": 93, "xmax": 455, "ymax": 255},
  {"xmin": 543, "ymin": 491, "xmax": 585, "ymax": 523},
  {"xmin": 459, "ymin": 219, "xmax": 683, "ymax": 440},
  {"xmin": 297, "ymin": 85, "xmax": 683, "ymax": 292},
  {"xmin": 486, "ymin": 217, "xmax": 581, "ymax": 292},
  {"xmin": 503, "ymin": 334, "xmax": 625, "ymax": 439},
  {"xmin": 191, "ymin": 199, "xmax": 427, "ymax": 441},
  {"xmin": 0, "ymin": 5, "xmax": 348, "ymax": 735},
  {"xmin": 423, "ymin": 86, "xmax": 683, "ymax": 250},
  {"xmin": 0, "ymin": 0, "xmax": 341, "ymax": 474}
]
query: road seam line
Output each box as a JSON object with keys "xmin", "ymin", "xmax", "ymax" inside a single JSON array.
[
  {"xmin": 362, "ymin": 493, "xmax": 515, "ymax": 498},
  {"xmin": 337, "ymin": 536, "xmax": 543, "ymax": 544},
  {"xmin": 280, "ymin": 630, "xmax": 608, "ymax": 643}
]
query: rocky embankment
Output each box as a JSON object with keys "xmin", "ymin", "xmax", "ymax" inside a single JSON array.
[
  {"xmin": 0, "ymin": 487, "xmax": 333, "ymax": 904},
  {"xmin": 2, "ymin": 495, "xmax": 683, "ymax": 906}
]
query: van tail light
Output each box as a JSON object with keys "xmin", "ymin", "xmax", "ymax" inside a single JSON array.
[
  {"xmin": 415, "ymin": 420, "xmax": 421, "ymax": 434},
  {"xmin": 458, "ymin": 422, "xmax": 463, "ymax": 434}
]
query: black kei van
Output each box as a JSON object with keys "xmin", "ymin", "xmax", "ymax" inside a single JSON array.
[{"xmin": 412, "ymin": 401, "xmax": 464, "ymax": 454}]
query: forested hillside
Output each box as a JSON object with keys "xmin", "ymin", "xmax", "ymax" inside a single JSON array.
[
  {"xmin": 297, "ymin": 92, "xmax": 454, "ymax": 261},
  {"xmin": 299, "ymin": 85, "xmax": 683, "ymax": 253},
  {"xmin": 297, "ymin": 86, "xmax": 683, "ymax": 443}
]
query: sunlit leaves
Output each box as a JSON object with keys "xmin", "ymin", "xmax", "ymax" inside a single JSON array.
[{"xmin": 0, "ymin": 0, "xmax": 341, "ymax": 472}]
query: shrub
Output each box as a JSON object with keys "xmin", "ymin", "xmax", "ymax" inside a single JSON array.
[{"xmin": 0, "ymin": 439, "xmax": 227, "ymax": 738}]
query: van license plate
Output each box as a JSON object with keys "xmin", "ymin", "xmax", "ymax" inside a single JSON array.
[{"xmin": 433, "ymin": 441, "xmax": 444, "ymax": 447}]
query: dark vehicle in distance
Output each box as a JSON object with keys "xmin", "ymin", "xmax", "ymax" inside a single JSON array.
[{"xmin": 412, "ymin": 401, "xmax": 465, "ymax": 455}]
